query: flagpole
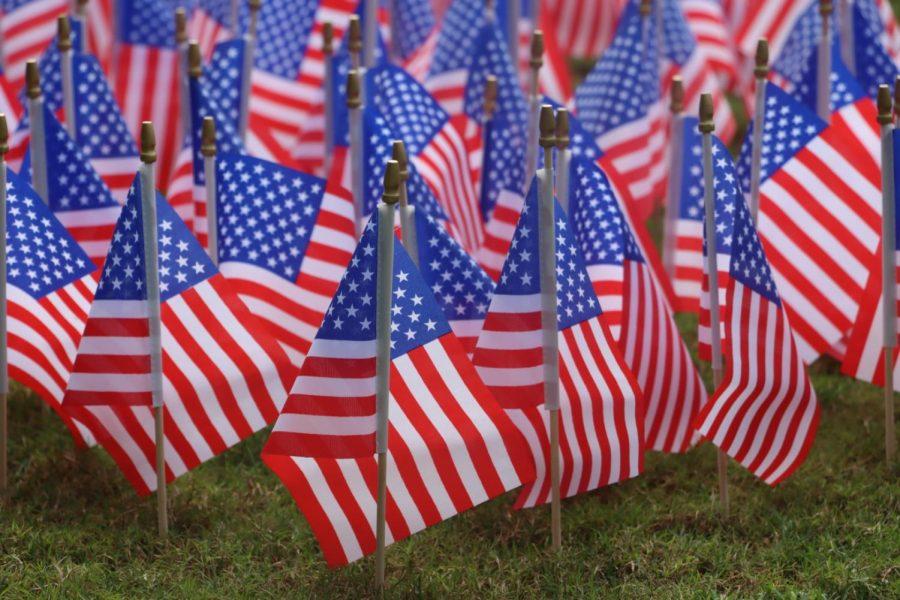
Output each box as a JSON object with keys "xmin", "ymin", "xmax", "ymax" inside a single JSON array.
[
  {"xmin": 393, "ymin": 140, "xmax": 418, "ymax": 267},
  {"xmin": 25, "ymin": 62, "xmax": 49, "ymax": 204},
  {"xmin": 817, "ymin": 1, "xmax": 833, "ymax": 123},
  {"xmin": 349, "ymin": 16, "xmax": 362, "ymax": 71},
  {"xmin": 749, "ymin": 40, "xmax": 769, "ymax": 223},
  {"xmin": 538, "ymin": 105, "xmax": 561, "ymax": 551},
  {"xmin": 524, "ymin": 31, "xmax": 543, "ymax": 191},
  {"xmin": 877, "ymin": 85, "xmax": 897, "ymax": 467},
  {"xmin": 838, "ymin": 0, "xmax": 854, "ymax": 75},
  {"xmin": 238, "ymin": 0, "xmax": 260, "ymax": 143},
  {"xmin": 348, "ymin": 69, "xmax": 364, "ymax": 237},
  {"xmin": 175, "ymin": 9, "xmax": 191, "ymax": 138},
  {"xmin": 201, "ymin": 116, "xmax": 218, "ymax": 266},
  {"xmin": 480, "ymin": 75, "xmax": 498, "ymax": 207},
  {"xmin": 374, "ymin": 160, "xmax": 399, "ymax": 590},
  {"xmin": 387, "ymin": 0, "xmax": 399, "ymax": 62},
  {"xmin": 58, "ymin": 16, "xmax": 76, "ymax": 137},
  {"xmin": 230, "ymin": 0, "xmax": 240, "ymax": 38},
  {"xmin": 140, "ymin": 122, "xmax": 168, "ymax": 537},
  {"xmin": 699, "ymin": 94, "xmax": 729, "ymax": 516},
  {"xmin": 75, "ymin": 0, "xmax": 88, "ymax": 54},
  {"xmin": 363, "ymin": 0, "xmax": 377, "ymax": 68},
  {"xmin": 507, "ymin": 0, "xmax": 520, "ymax": 70},
  {"xmin": 662, "ymin": 77, "xmax": 684, "ymax": 279},
  {"xmin": 640, "ymin": 0, "xmax": 652, "ymax": 73},
  {"xmin": 555, "ymin": 108, "xmax": 570, "ymax": 213},
  {"xmin": 0, "ymin": 115, "xmax": 8, "ymax": 494},
  {"xmin": 323, "ymin": 22, "xmax": 335, "ymax": 174}
]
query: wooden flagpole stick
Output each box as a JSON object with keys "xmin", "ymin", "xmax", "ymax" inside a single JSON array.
[
  {"xmin": 74, "ymin": 0, "xmax": 89, "ymax": 53},
  {"xmin": 538, "ymin": 105, "xmax": 562, "ymax": 551},
  {"xmin": 238, "ymin": 0, "xmax": 261, "ymax": 143},
  {"xmin": 0, "ymin": 115, "xmax": 8, "ymax": 494},
  {"xmin": 393, "ymin": 140, "xmax": 418, "ymax": 267},
  {"xmin": 387, "ymin": 0, "xmax": 399, "ymax": 62},
  {"xmin": 555, "ymin": 109, "xmax": 570, "ymax": 213},
  {"xmin": 140, "ymin": 123, "xmax": 168, "ymax": 537},
  {"xmin": 817, "ymin": 1, "xmax": 833, "ymax": 123},
  {"xmin": 524, "ymin": 31, "xmax": 543, "ymax": 191},
  {"xmin": 506, "ymin": 0, "xmax": 520, "ymax": 69},
  {"xmin": 58, "ymin": 16, "xmax": 76, "ymax": 137},
  {"xmin": 230, "ymin": 0, "xmax": 240, "ymax": 38},
  {"xmin": 175, "ymin": 9, "xmax": 191, "ymax": 137},
  {"xmin": 838, "ymin": 0, "xmax": 854, "ymax": 75},
  {"xmin": 323, "ymin": 22, "xmax": 335, "ymax": 174},
  {"xmin": 374, "ymin": 160, "xmax": 399, "ymax": 590},
  {"xmin": 349, "ymin": 16, "xmax": 362, "ymax": 71},
  {"xmin": 347, "ymin": 69, "xmax": 364, "ymax": 238},
  {"xmin": 480, "ymin": 75, "xmax": 498, "ymax": 206},
  {"xmin": 25, "ymin": 62, "xmax": 48, "ymax": 204},
  {"xmin": 877, "ymin": 85, "xmax": 897, "ymax": 467},
  {"xmin": 749, "ymin": 40, "xmax": 769, "ymax": 223},
  {"xmin": 662, "ymin": 77, "xmax": 684, "ymax": 279},
  {"xmin": 699, "ymin": 94, "xmax": 729, "ymax": 516},
  {"xmin": 201, "ymin": 116, "xmax": 218, "ymax": 266},
  {"xmin": 363, "ymin": 0, "xmax": 377, "ymax": 68}
]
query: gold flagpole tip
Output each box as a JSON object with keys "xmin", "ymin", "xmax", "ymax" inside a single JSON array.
[
  {"xmin": 201, "ymin": 117, "xmax": 217, "ymax": 156},
  {"xmin": 640, "ymin": 0, "xmax": 652, "ymax": 16},
  {"xmin": 346, "ymin": 69, "xmax": 362, "ymax": 108},
  {"xmin": 894, "ymin": 75, "xmax": 900, "ymax": 118},
  {"xmin": 754, "ymin": 39, "xmax": 769, "ymax": 77},
  {"xmin": 555, "ymin": 109, "xmax": 570, "ymax": 150},
  {"xmin": 670, "ymin": 76, "xmax": 684, "ymax": 113},
  {"xmin": 392, "ymin": 141, "xmax": 409, "ymax": 181},
  {"xmin": 877, "ymin": 84, "xmax": 893, "ymax": 124},
  {"xmin": 188, "ymin": 41, "xmax": 202, "ymax": 78},
  {"xmin": 248, "ymin": 0, "xmax": 261, "ymax": 13},
  {"xmin": 819, "ymin": 0, "xmax": 833, "ymax": 16},
  {"xmin": 25, "ymin": 61, "xmax": 41, "ymax": 99},
  {"xmin": 0, "ymin": 114, "xmax": 8, "ymax": 157},
  {"xmin": 382, "ymin": 160, "xmax": 401, "ymax": 205},
  {"xmin": 57, "ymin": 16, "xmax": 72, "ymax": 51},
  {"xmin": 323, "ymin": 22, "xmax": 334, "ymax": 55},
  {"xmin": 175, "ymin": 8, "xmax": 187, "ymax": 44},
  {"xmin": 140, "ymin": 122, "xmax": 157, "ymax": 164},
  {"xmin": 539, "ymin": 104, "xmax": 556, "ymax": 148},
  {"xmin": 349, "ymin": 16, "xmax": 362, "ymax": 54},
  {"xmin": 484, "ymin": 75, "xmax": 498, "ymax": 118},
  {"xmin": 530, "ymin": 31, "xmax": 544, "ymax": 69},
  {"xmin": 698, "ymin": 93, "xmax": 715, "ymax": 133}
]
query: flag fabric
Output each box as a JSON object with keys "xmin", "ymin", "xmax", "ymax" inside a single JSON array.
[
  {"xmin": 0, "ymin": 0, "xmax": 68, "ymax": 90},
  {"xmin": 734, "ymin": 80, "xmax": 881, "ymax": 363},
  {"xmin": 542, "ymin": 0, "xmax": 627, "ymax": 60},
  {"xmin": 729, "ymin": 0, "xmax": 814, "ymax": 60},
  {"xmin": 411, "ymin": 209, "xmax": 495, "ymax": 357},
  {"xmin": 213, "ymin": 152, "xmax": 356, "ymax": 368},
  {"xmin": 22, "ymin": 103, "xmax": 122, "ymax": 265},
  {"xmin": 843, "ymin": 128, "xmax": 900, "ymax": 388},
  {"xmin": 3, "ymin": 167, "xmax": 97, "ymax": 447},
  {"xmin": 62, "ymin": 173, "xmax": 295, "ymax": 495},
  {"xmin": 392, "ymin": 0, "xmax": 438, "ymax": 79},
  {"xmin": 569, "ymin": 157, "xmax": 705, "ymax": 453},
  {"xmin": 190, "ymin": 0, "xmax": 233, "ymax": 59},
  {"xmin": 113, "ymin": 0, "xmax": 182, "ymax": 192},
  {"xmin": 851, "ymin": 0, "xmax": 900, "ymax": 100},
  {"xmin": 681, "ymin": 0, "xmax": 739, "ymax": 87},
  {"xmin": 83, "ymin": 0, "xmax": 115, "ymax": 72},
  {"xmin": 262, "ymin": 208, "xmax": 534, "ymax": 567},
  {"xmin": 694, "ymin": 173, "xmax": 820, "ymax": 486},
  {"xmin": 472, "ymin": 177, "xmax": 644, "ymax": 508},
  {"xmin": 0, "ymin": 65, "xmax": 23, "ymax": 132}
]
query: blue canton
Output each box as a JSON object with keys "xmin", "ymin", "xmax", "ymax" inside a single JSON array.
[
  {"xmin": 771, "ymin": 2, "xmax": 822, "ymax": 89},
  {"xmin": 205, "ymin": 39, "xmax": 246, "ymax": 133},
  {"xmin": 428, "ymin": 0, "xmax": 486, "ymax": 77},
  {"xmin": 661, "ymin": 0, "xmax": 697, "ymax": 65},
  {"xmin": 496, "ymin": 178, "xmax": 602, "ymax": 330},
  {"xmin": 119, "ymin": 0, "xmax": 178, "ymax": 48},
  {"xmin": 729, "ymin": 192, "xmax": 781, "ymax": 305},
  {"xmin": 676, "ymin": 116, "xmax": 705, "ymax": 221},
  {"xmin": 95, "ymin": 174, "xmax": 216, "ymax": 301},
  {"xmin": 4, "ymin": 169, "xmax": 94, "ymax": 298},
  {"xmin": 853, "ymin": 0, "xmax": 900, "ymax": 100},
  {"xmin": 316, "ymin": 209, "xmax": 450, "ymax": 358},
  {"xmin": 415, "ymin": 210, "xmax": 494, "ymax": 322},
  {"xmin": 197, "ymin": 0, "xmax": 233, "ymax": 28},
  {"xmin": 393, "ymin": 0, "xmax": 435, "ymax": 60},
  {"xmin": 242, "ymin": 0, "xmax": 317, "ymax": 79},
  {"xmin": 480, "ymin": 110, "xmax": 526, "ymax": 220},
  {"xmin": 793, "ymin": 39, "xmax": 866, "ymax": 113},
  {"xmin": 215, "ymin": 153, "xmax": 323, "ymax": 281},
  {"xmin": 18, "ymin": 19, "xmax": 83, "ymax": 114},
  {"xmin": 73, "ymin": 55, "xmax": 138, "ymax": 161},
  {"xmin": 189, "ymin": 75, "xmax": 244, "ymax": 186},
  {"xmin": 22, "ymin": 105, "xmax": 119, "ymax": 212},
  {"xmin": 702, "ymin": 137, "xmax": 744, "ymax": 261}
]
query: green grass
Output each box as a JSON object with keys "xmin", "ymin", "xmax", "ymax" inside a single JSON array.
[{"xmin": 1, "ymin": 312, "xmax": 898, "ymax": 598}]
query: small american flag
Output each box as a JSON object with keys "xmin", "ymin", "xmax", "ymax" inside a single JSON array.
[
  {"xmin": 0, "ymin": 0, "xmax": 68, "ymax": 90},
  {"xmin": 4, "ymin": 168, "xmax": 98, "ymax": 447},
  {"xmin": 472, "ymin": 178, "xmax": 644, "ymax": 508},
  {"xmin": 63, "ymin": 172, "xmax": 295, "ymax": 495},
  {"xmin": 849, "ymin": 0, "xmax": 900, "ymax": 100},
  {"xmin": 669, "ymin": 114, "xmax": 705, "ymax": 312},
  {"xmin": 262, "ymin": 207, "xmax": 534, "ymax": 566},
  {"xmin": 22, "ymin": 103, "xmax": 121, "ymax": 265},
  {"xmin": 694, "ymin": 177, "xmax": 820, "ymax": 486},
  {"xmin": 190, "ymin": 0, "xmax": 233, "ymax": 59},
  {"xmin": 213, "ymin": 152, "xmax": 356, "ymax": 368},
  {"xmin": 735, "ymin": 81, "xmax": 881, "ymax": 363},
  {"xmin": 729, "ymin": 0, "xmax": 814, "ymax": 60},
  {"xmin": 569, "ymin": 156, "xmax": 706, "ymax": 454}
]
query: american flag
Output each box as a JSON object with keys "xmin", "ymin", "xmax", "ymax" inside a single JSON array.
[
  {"xmin": 261, "ymin": 208, "xmax": 534, "ymax": 567},
  {"xmin": 735, "ymin": 80, "xmax": 881, "ymax": 363},
  {"xmin": 411, "ymin": 209, "xmax": 495, "ymax": 357},
  {"xmin": 843, "ymin": 128, "xmax": 900, "ymax": 388},
  {"xmin": 368, "ymin": 64, "xmax": 482, "ymax": 253},
  {"xmin": 472, "ymin": 177, "xmax": 644, "ymax": 508},
  {"xmin": 3, "ymin": 168, "xmax": 98, "ymax": 447},
  {"xmin": 213, "ymin": 151, "xmax": 356, "ymax": 368},
  {"xmin": 0, "ymin": 0, "xmax": 68, "ymax": 90},
  {"xmin": 22, "ymin": 102, "xmax": 121, "ymax": 265},
  {"xmin": 63, "ymin": 173, "xmax": 295, "ymax": 495},
  {"xmin": 729, "ymin": 0, "xmax": 814, "ymax": 60},
  {"xmin": 569, "ymin": 157, "xmax": 706, "ymax": 454},
  {"xmin": 392, "ymin": 0, "xmax": 437, "ymax": 74},
  {"xmin": 542, "ymin": 0, "xmax": 627, "ymax": 60},
  {"xmin": 190, "ymin": 0, "xmax": 233, "ymax": 59},
  {"xmin": 694, "ymin": 177, "xmax": 820, "ymax": 486},
  {"xmin": 113, "ymin": 0, "xmax": 182, "ymax": 193},
  {"xmin": 850, "ymin": 0, "xmax": 900, "ymax": 100},
  {"xmin": 681, "ymin": 0, "xmax": 739, "ymax": 87},
  {"xmin": 767, "ymin": 2, "xmax": 828, "ymax": 94}
]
